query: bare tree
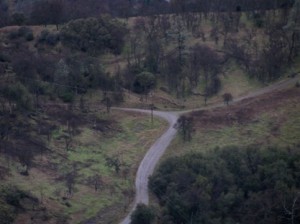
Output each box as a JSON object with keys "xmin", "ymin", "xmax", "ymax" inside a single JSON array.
[
  {"xmin": 177, "ymin": 115, "xmax": 194, "ymax": 142},
  {"xmin": 283, "ymin": 191, "xmax": 300, "ymax": 224}
]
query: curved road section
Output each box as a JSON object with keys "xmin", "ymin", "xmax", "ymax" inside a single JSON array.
[
  {"xmin": 117, "ymin": 108, "xmax": 179, "ymax": 224},
  {"xmin": 117, "ymin": 75, "xmax": 298, "ymax": 224}
]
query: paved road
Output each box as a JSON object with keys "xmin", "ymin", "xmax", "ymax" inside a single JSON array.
[
  {"xmin": 117, "ymin": 109, "xmax": 179, "ymax": 224},
  {"xmin": 117, "ymin": 76, "xmax": 299, "ymax": 224}
]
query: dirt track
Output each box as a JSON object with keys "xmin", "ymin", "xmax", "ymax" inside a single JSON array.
[{"xmin": 117, "ymin": 76, "xmax": 299, "ymax": 224}]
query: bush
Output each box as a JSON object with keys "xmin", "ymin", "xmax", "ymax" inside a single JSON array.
[
  {"xmin": 133, "ymin": 72, "xmax": 156, "ymax": 94},
  {"xmin": 38, "ymin": 30, "xmax": 49, "ymax": 42},
  {"xmin": 18, "ymin": 26, "xmax": 32, "ymax": 37},
  {"xmin": 59, "ymin": 91, "xmax": 74, "ymax": 103},
  {"xmin": 1, "ymin": 82, "xmax": 33, "ymax": 111},
  {"xmin": 46, "ymin": 33, "xmax": 60, "ymax": 45},
  {"xmin": 8, "ymin": 27, "xmax": 34, "ymax": 41},
  {"xmin": 25, "ymin": 32, "xmax": 34, "ymax": 41},
  {"xmin": 11, "ymin": 13, "xmax": 26, "ymax": 26},
  {"xmin": 130, "ymin": 204, "xmax": 155, "ymax": 224},
  {"xmin": 0, "ymin": 199, "xmax": 15, "ymax": 224},
  {"xmin": 38, "ymin": 30, "xmax": 59, "ymax": 45},
  {"xmin": 7, "ymin": 30, "xmax": 19, "ymax": 40},
  {"xmin": 253, "ymin": 12, "xmax": 264, "ymax": 28}
]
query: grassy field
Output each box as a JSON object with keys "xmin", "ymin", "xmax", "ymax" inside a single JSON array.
[
  {"xmin": 1, "ymin": 110, "xmax": 167, "ymax": 224},
  {"xmin": 163, "ymin": 86, "xmax": 300, "ymax": 160}
]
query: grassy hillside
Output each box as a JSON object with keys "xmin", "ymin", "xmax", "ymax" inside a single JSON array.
[
  {"xmin": 1, "ymin": 4, "xmax": 300, "ymax": 223},
  {"xmin": 0, "ymin": 108, "xmax": 167, "ymax": 223},
  {"xmin": 166, "ymin": 83, "xmax": 300, "ymax": 158}
]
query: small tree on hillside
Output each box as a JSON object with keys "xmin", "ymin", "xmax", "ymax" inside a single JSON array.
[
  {"xmin": 105, "ymin": 155, "xmax": 123, "ymax": 174},
  {"xmin": 222, "ymin": 93, "xmax": 233, "ymax": 105},
  {"xmin": 177, "ymin": 115, "xmax": 195, "ymax": 142},
  {"xmin": 133, "ymin": 72, "xmax": 156, "ymax": 101}
]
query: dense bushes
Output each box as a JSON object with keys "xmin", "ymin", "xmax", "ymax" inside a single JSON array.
[
  {"xmin": 0, "ymin": 185, "xmax": 35, "ymax": 224},
  {"xmin": 60, "ymin": 16, "xmax": 127, "ymax": 55},
  {"xmin": 149, "ymin": 146, "xmax": 300, "ymax": 224},
  {"xmin": 38, "ymin": 30, "xmax": 59, "ymax": 45},
  {"xmin": 130, "ymin": 204, "xmax": 155, "ymax": 224},
  {"xmin": 133, "ymin": 72, "xmax": 156, "ymax": 94},
  {"xmin": 7, "ymin": 26, "xmax": 34, "ymax": 41}
]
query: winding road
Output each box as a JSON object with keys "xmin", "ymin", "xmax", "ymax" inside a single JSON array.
[
  {"xmin": 117, "ymin": 109, "xmax": 179, "ymax": 224},
  {"xmin": 117, "ymin": 76, "xmax": 298, "ymax": 224}
]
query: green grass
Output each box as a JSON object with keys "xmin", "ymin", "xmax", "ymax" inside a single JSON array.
[
  {"xmin": 165, "ymin": 98, "xmax": 300, "ymax": 159},
  {"xmin": 2, "ymin": 110, "xmax": 167, "ymax": 223}
]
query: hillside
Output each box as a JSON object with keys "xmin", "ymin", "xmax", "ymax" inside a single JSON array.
[
  {"xmin": 149, "ymin": 82, "xmax": 300, "ymax": 224},
  {"xmin": 0, "ymin": 0, "xmax": 300, "ymax": 223}
]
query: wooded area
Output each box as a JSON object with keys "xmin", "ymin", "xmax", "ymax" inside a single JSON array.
[{"xmin": 150, "ymin": 146, "xmax": 300, "ymax": 224}]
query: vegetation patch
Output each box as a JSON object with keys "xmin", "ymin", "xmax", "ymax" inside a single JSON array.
[
  {"xmin": 150, "ymin": 146, "xmax": 300, "ymax": 224},
  {"xmin": 0, "ymin": 109, "xmax": 167, "ymax": 223}
]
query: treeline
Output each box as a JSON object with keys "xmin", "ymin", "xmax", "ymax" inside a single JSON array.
[
  {"xmin": 0, "ymin": 14, "xmax": 126, "ymax": 108},
  {"xmin": 149, "ymin": 146, "xmax": 300, "ymax": 224},
  {"xmin": 169, "ymin": 0, "xmax": 294, "ymax": 13},
  {"xmin": 0, "ymin": 0, "xmax": 295, "ymax": 27},
  {"xmin": 1, "ymin": 2, "xmax": 299, "ymax": 103},
  {"xmin": 122, "ymin": 4, "xmax": 300, "ymax": 99}
]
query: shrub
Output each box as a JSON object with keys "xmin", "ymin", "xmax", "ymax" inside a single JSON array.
[
  {"xmin": 38, "ymin": 30, "xmax": 59, "ymax": 45},
  {"xmin": 46, "ymin": 33, "xmax": 60, "ymax": 45},
  {"xmin": 8, "ymin": 26, "xmax": 34, "ymax": 41},
  {"xmin": 133, "ymin": 71, "xmax": 156, "ymax": 94},
  {"xmin": 11, "ymin": 13, "xmax": 26, "ymax": 26},
  {"xmin": 59, "ymin": 91, "xmax": 74, "ymax": 103},
  {"xmin": 25, "ymin": 32, "xmax": 34, "ymax": 41},
  {"xmin": 7, "ymin": 30, "xmax": 19, "ymax": 40},
  {"xmin": 0, "ymin": 199, "xmax": 15, "ymax": 224},
  {"xmin": 130, "ymin": 204, "xmax": 155, "ymax": 224},
  {"xmin": 38, "ymin": 30, "xmax": 49, "ymax": 42},
  {"xmin": 18, "ymin": 26, "xmax": 32, "ymax": 37}
]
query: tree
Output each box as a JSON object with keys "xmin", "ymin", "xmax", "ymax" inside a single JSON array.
[
  {"xmin": 102, "ymin": 95, "xmax": 112, "ymax": 113},
  {"xmin": 149, "ymin": 146, "xmax": 300, "ymax": 224},
  {"xmin": 49, "ymin": 0, "xmax": 64, "ymax": 30},
  {"xmin": 177, "ymin": 115, "xmax": 194, "ymax": 141},
  {"xmin": 93, "ymin": 174, "xmax": 102, "ymax": 192},
  {"xmin": 1, "ymin": 82, "xmax": 33, "ymax": 112},
  {"xmin": 18, "ymin": 148, "xmax": 33, "ymax": 175},
  {"xmin": 105, "ymin": 155, "xmax": 124, "ymax": 174},
  {"xmin": 30, "ymin": 0, "xmax": 49, "ymax": 26},
  {"xmin": 0, "ymin": 0, "xmax": 9, "ymax": 27},
  {"xmin": 133, "ymin": 72, "xmax": 156, "ymax": 97},
  {"xmin": 11, "ymin": 13, "xmax": 26, "ymax": 26},
  {"xmin": 30, "ymin": 0, "xmax": 64, "ymax": 28},
  {"xmin": 130, "ymin": 203, "xmax": 155, "ymax": 224},
  {"xmin": 141, "ymin": 16, "xmax": 164, "ymax": 73},
  {"xmin": 65, "ymin": 166, "xmax": 77, "ymax": 196},
  {"xmin": 284, "ymin": 0, "xmax": 300, "ymax": 62},
  {"xmin": 222, "ymin": 93, "xmax": 233, "ymax": 105},
  {"xmin": 60, "ymin": 16, "xmax": 127, "ymax": 55},
  {"xmin": 191, "ymin": 44, "xmax": 221, "ymax": 104}
]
